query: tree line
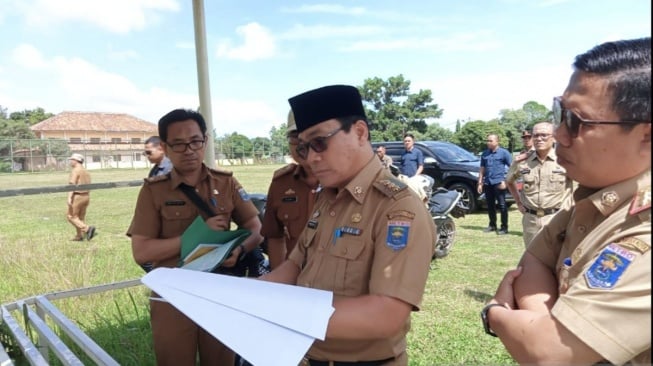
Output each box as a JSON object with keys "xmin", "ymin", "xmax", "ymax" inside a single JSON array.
[{"xmin": 0, "ymin": 74, "xmax": 552, "ymax": 166}]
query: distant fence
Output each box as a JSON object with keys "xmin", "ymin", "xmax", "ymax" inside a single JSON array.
[{"xmin": 0, "ymin": 139, "xmax": 290, "ymax": 173}]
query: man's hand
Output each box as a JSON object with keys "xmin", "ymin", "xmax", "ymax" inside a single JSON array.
[
  {"xmin": 477, "ymin": 182, "xmax": 483, "ymax": 194},
  {"xmin": 491, "ymin": 266, "xmax": 523, "ymax": 309},
  {"xmin": 206, "ymin": 214, "xmax": 230, "ymax": 231},
  {"xmin": 221, "ymin": 245, "xmax": 243, "ymax": 268}
]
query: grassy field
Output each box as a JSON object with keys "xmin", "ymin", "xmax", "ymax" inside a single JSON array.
[{"xmin": 0, "ymin": 166, "xmax": 523, "ymax": 365}]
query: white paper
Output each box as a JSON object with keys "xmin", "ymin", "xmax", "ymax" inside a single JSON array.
[{"xmin": 141, "ymin": 267, "xmax": 335, "ymax": 366}]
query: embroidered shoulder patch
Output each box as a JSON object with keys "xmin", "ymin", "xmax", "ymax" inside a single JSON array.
[
  {"xmin": 386, "ymin": 220, "xmax": 410, "ymax": 251},
  {"xmin": 585, "ymin": 243, "xmax": 635, "ymax": 289},
  {"xmin": 629, "ymin": 186, "xmax": 651, "ymax": 215},
  {"xmin": 238, "ymin": 187, "xmax": 250, "ymax": 201},
  {"xmin": 374, "ymin": 178, "xmax": 407, "ymax": 197},
  {"xmin": 145, "ymin": 174, "xmax": 169, "ymax": 183}
]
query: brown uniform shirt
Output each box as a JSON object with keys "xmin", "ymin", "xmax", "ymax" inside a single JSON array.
[
  {"xmin": 288, "ymin": 157, "xmax": 436, "ymax": 362},
  {"xmin": 69, "ymin": 164, "xmax": 91, "ymax": 193},
  {"xmin": 528, "ymin": 169, "xmax": 651, "ymax": 364},
  {"xmin": 506, "ymin": 149, "xmax": 572, "ymax": 211},
  {"xmin": 126, "ymin": 164, "xmax": 259, "ymax": 269},
  {"xmin": 260, "ymin": 163, "xmax": 317, "ymax": 255}
]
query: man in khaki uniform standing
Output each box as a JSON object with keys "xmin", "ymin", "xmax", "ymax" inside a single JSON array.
[
  {"xmin": 261, "ymin": 110, "xmax": 319, "ymax": 270},
  {"xmin": 484, "ymin": 37, "xmax": 650, "ymax": 364},
  {"xmin": 127, "ymin": 109, "xmax": 263, "ymax": 366},
  {"xmin": 66, "ymin": 153, "xmax": 96, "ymax": 241},
  {"xmin": 262, "ymin": 85, "xmax": 436, "ymax": 365},
  {"xmin": 506, "ymin": 122, "xmax": 573, "ymax": 246}
]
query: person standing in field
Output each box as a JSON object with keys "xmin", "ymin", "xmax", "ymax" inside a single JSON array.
[
  {"xmin": 66, "ymin": 153, "xmax": 96, "ymax": 241},
  {"xmin": 260, "ymin": 110, "xmax": 319, "ymax": 270},
  {"xmin": 144, "ymin": 135, "xmax": 173, "ymax": 178},
  {"xmin": 127, "ymin": 108, "xmax": 263, "ymax": 366},
  {"xmin": 484, "ymin": 37, "xmax": 651, "ymax": 364}
]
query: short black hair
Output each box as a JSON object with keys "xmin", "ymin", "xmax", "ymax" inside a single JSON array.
[
  {"xmin": 403, "ymin": 133, "xmax": 415, "ymax": 140},
  {"xmin": 573, "ymin": 37, "xmax": 651, "ymax": 122},
  {"xmin": 158, "ymin": 109, "xmax": 207, "ymax": 142},
  {"xmin": 144, "ymin": 136, "xmax": 162, "ymax": 146}
]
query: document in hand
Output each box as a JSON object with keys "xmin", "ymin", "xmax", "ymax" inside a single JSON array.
[
  {"xmin": 180, "ymin": 216, "xmax": 250, "ymax": 272},
  {"xmin": 142, "ymin": 268, "xmax": 335, "ymax": 366}
]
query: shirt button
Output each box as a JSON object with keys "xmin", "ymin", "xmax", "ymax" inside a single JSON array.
[
  {"xmin": 284, "ymin": 214, "xmax": 288, "ymax": 219},
  {"xmin": 175, "ymin": 212, "xmax": 180, "ymax": 216},
  {"xmin": 341, "ymin": 248, "xmax": 348, "ymax": 255},
  {"xmin": 329, "ymin": 211, "xmax": 336, "ymax": 217},
  {"xmin": 578, "ymin": 226, "xmax": 586, "ymax": 233}
]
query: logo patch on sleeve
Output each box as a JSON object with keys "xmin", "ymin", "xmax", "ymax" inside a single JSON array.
[
  {"xmin": 585, "ymin": 243, "xmax": 635, "ymax": 289},
  {"xmin": 238, "ymin": 188, "xmax": 250, "ymax": 201},
  {"xmin": 386, "ymin": 221, "xmax": 410, "ymax": 251}
]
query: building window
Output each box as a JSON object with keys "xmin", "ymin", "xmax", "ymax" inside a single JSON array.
[
  {"xmin": 111, "ymin": 138, "xmax": 121, "ymax": 144},
  {"xmin": 113, "ymin": 154, "xmax": 122, "ymax": 161},
  {"xmin": 131, "ymin": 138, "xmax": 141, "ymax": 143},
  {"xmin": 134, "ymin": 154, "xmax": 141, "ymax": 162},
  {"xmin": 92, "ymin": 155, "xmax": 101, "ymax": 163},
  {"xmin": 90, "ymin": 138, "xmax": 101, "ymax": 144},
  {"xmin": 70, "ymin": 137, "xmax": 82, "ymax": 143}
]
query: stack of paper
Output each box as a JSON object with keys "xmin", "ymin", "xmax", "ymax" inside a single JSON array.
[{"xmin": 142, "ymin": 268, "xmax": 335, "ymax": 366}]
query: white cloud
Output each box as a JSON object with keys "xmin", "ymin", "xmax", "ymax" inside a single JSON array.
[
  {"xmin": 216, "ymin": 22, "xmax": 278, "ymax": 61},
  {"xmin": 14, "ymin": 0, "xmax": 180, "ymax": 34},
  {"xmin": 11, "ymin": 44, "xmax": 49, "ymax": 68},
  {"xmin": 212, "ymin": 99, "xmax": 282, "ymax": 138},
  {"xmin": 414, "ymin": 65, "xmax": 572, "ymax": 130},
  {"xmin": 283, "ymin": 4, "xmax": 366, "ymax": 15},
  {"xmin": 280, "ymin": 24, "xmax": 384, "ymax": 40},
  {"xmin": 340, "ymin": 31, "xmax": 500, "ymax": 52}
]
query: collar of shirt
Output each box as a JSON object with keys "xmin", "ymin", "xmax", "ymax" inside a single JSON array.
[{"xmin": 576, "ymin": 169, "xmax": 650, "ymax": 217}]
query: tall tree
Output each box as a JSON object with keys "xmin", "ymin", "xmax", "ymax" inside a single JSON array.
[
  {"xmin": 358, "ymin": 74, "xmax": 443, "ymax": 141},
  {"xmin": 452, "ymin": 120, "xmax": 506, "ymax": 154}
]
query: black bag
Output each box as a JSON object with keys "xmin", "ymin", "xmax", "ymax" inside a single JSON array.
[{"xmin": 178, "ymin": 183, "xmax": 269, "ymax": 278}]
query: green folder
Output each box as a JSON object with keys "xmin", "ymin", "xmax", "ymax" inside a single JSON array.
[{"xmin": 179, "ymin": 216, "xmax": 251, "ymax": 271}]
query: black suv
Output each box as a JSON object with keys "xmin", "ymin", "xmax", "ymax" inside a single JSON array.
[{"xmin": 372, "ymin": 141, "xmax": 482, "ymax": 212}]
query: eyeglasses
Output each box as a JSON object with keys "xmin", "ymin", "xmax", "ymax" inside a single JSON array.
[
  {"xmin": 143, "ymin": 150, "xmax": 153, "ymax": 156},
  {"xmin": 532, "ymin": 133, "xmax": 552, "ymax": 140},
  {"xmin": 287, "ymin": 132, "xmax": 300, "ymax": 146},
  {"xmin": 166, "ymin": 139, "xmax": 206, "ymax": 153},
  {"xmin": 552, "ymin": 96, "xmax": 647, "ymax": 138},
  {"xmin": 521, "ymin": 135, "xmax": 532, "ymax": 140},
  {"xmin": 295, "ymin": 127, "xmax": 342, "ymax": 160}
]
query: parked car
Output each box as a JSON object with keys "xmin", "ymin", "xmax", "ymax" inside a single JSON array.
[
  {"xmin": 372, "ymin": 141, "xmax": 482, "ymax": 212},
  {"xmin": 373, "ymin": 140, "xmax": 516, "ymax": 213}
]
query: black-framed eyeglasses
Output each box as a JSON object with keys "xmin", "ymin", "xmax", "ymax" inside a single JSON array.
[
  {"xmin": 295, "ymin": 127, "xmax": 342, "ymax": 160},
  {"xmin": 166, "ymin": 139, "xmax": 206, "ymax": 153},
  {"xmin": 552, "ymin": 96, "xmax": 647, "ymax": 138},
  {"xmin": 287, "ymin": 132, "xmax": 300, "ymax": 146}
]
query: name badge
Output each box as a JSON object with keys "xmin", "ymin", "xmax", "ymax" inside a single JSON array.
[{"xmin": 165, "ymin": 200, "xmax": 186, "ymax": 206}]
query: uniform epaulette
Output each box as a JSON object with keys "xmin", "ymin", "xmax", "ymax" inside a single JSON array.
[
  {"xmin": 515, "ymin": 149, "xmax": 535, "ymax": 163},
  {"xmin": 209, "ymin": 167, "xmax": 233, "ymax": 176},
  {"xmin": 629, "ymin": 185, "xmax": 651, "ymax": 216},
  {"xmin": 145, "ymin": 174, "xmax": 170, "ymax": 184},
  {"xmin": 273, "ymin": 163, "xmax": 297, "ymax": 179},
  {"xmin": 373, "ymin": 177, "xmax": 408, "ymax": 197}
]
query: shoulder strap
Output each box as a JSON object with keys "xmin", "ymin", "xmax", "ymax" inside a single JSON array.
[{"xmin": 178, "ymin": 183, "xmax": 216, "ymax": 218}]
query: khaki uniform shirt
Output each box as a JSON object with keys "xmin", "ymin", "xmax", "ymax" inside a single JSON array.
[
  {"xmin": 506, "ymin": 149, "xmax": 572, "ymax": 211},
  {"xmin": 288, "ymin": 157, "xmax": 436, "ymax": 362},
  {"xmin": 260, "ymin": 163, "xmax": 317, "ymax": 255},
  {"xmin": 69, "ymin": 165, "xmax": 91, "ymax": 193},
  {"xmin": 528, "ymin": 170, "xmax": 651, "ymax": 365},
  {"xmin": 126, "ymin": 164, "xmax": 259, "ymax": 269},
  {"xmin": 380, "ymin": 155, "xmax": 393, "ymax": 169}
]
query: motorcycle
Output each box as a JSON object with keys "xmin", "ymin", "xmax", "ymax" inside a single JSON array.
[{"xmin": 390, "ymin": 166, "xmax": 466, "ymax": 259}]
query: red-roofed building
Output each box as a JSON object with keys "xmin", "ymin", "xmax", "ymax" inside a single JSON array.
[{"xmin": 31, "ymin": 111, "xmax": 157, "ymax": 170}]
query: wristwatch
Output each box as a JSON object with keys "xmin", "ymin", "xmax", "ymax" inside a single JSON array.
[{"xmin": 480, "ymin": 303, "xmax": 506, "ymax": 337}]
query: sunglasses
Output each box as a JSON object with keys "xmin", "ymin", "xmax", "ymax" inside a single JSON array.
[
  {"xmin": 143, "ymin": 150, "xmax": 153, "ymax": 156},
  {"xmin": 287, "ymin": 132, "xmax": 300, "ymax": 146},
  {"xmin": 295, "ymin": 127, "xmax": 342, "ymax": 160},
  {"xmin": 552, "ymin": 96, "xmax": 647, "ymax": 138}
]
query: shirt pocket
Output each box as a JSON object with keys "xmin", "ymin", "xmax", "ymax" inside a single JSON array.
[
  {"xmin": 161, "ymin": 205, "xmax": 196, "ymax": 237},
  {"xmin": 522, "ymin": 172, "xmax": 537, "ymax": 193},
  {"xmin": 328, "ymin": 237, "xmax": 369, "ymax": 296}
]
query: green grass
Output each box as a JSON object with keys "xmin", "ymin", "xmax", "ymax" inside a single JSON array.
[{"xmin": 0, "ymin": 166, "xmax": 523, "ymax": 365}]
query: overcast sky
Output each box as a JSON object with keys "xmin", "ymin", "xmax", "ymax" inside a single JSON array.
[{"xmin": 0, "ymin": 0, "xmax": 650, "ymax": 138}]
